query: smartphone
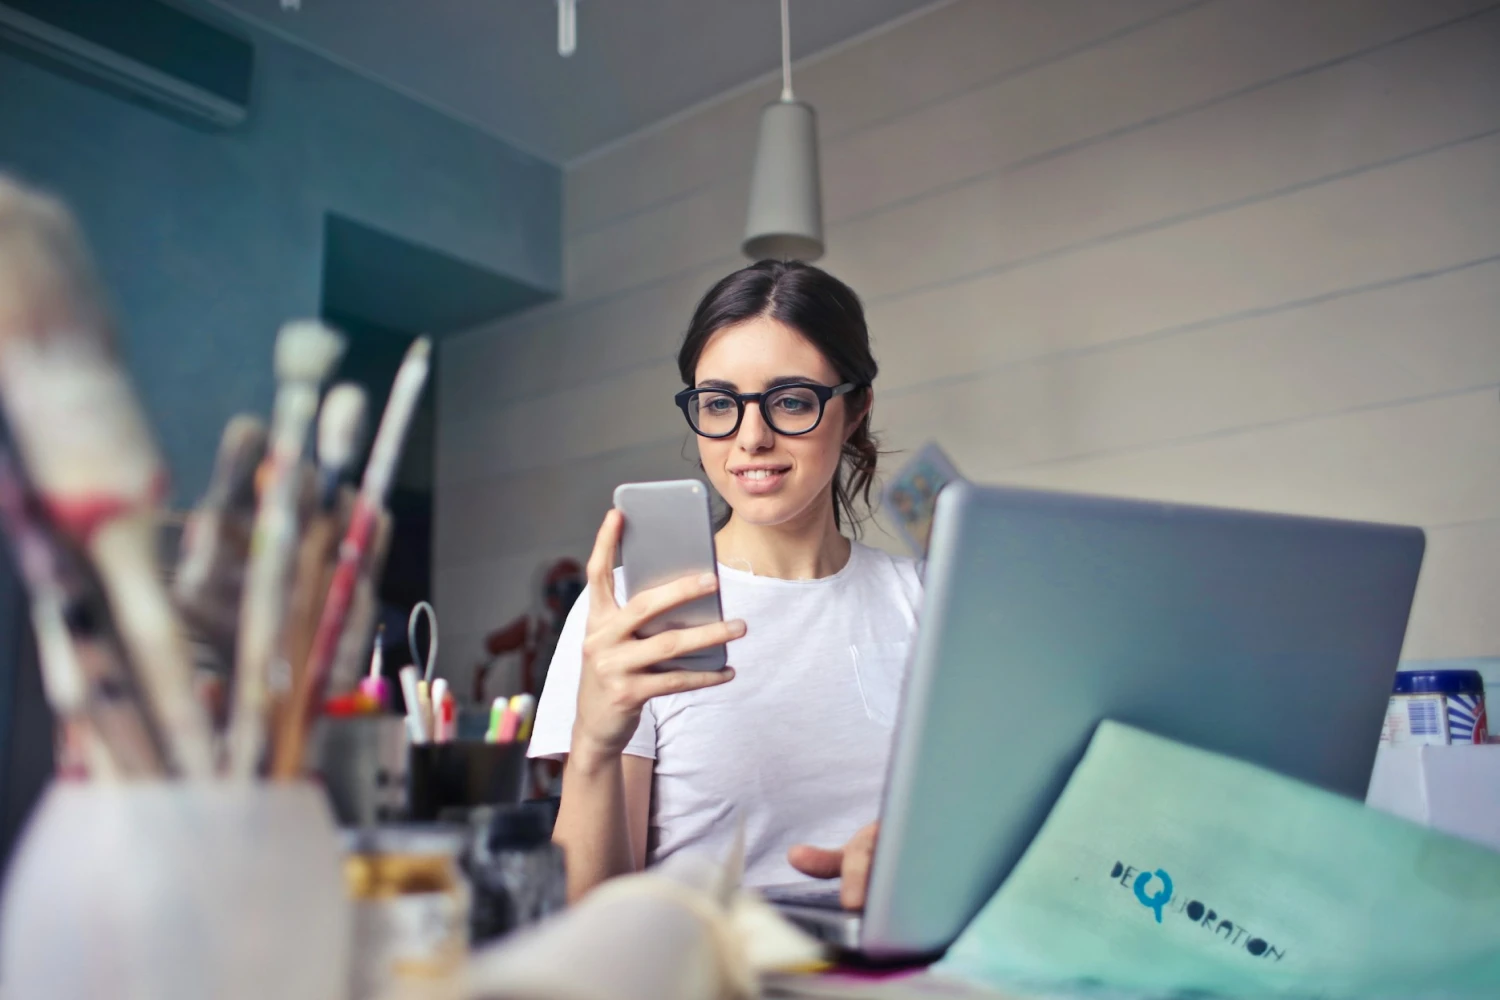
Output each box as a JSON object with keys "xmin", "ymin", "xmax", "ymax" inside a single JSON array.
[{"xmin": 612, "ymin": 479, "xmax": 727, "ymax": 672}]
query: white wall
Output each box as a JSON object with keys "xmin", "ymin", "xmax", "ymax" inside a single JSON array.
[{"xmin": 435, "ymin": 0, "xmax": 1500, "ymax": 687}]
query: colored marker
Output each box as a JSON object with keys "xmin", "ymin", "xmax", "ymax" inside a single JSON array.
[
  {"xmin": 399, "ymin": 666, "xmax": 428, "ymax": 744},
  {"xmin": 431, "ymin": 678, "xmax": 455, "ymax": 742},
  {"xmin": 512, "ymin": 693, "xmax": 537, "ymax": 742},
  {"xmin": 357, "ymin": 625, "xmax": 388, "ymax": 709},
  {"xmin": 416, "ymin": 679, "xmax": 433, "ymax": 742}
]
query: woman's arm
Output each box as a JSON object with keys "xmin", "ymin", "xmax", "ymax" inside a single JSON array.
[
  {"xmin": 552, "ymin": 750, "xmax": 653, "ymax": 901},
  {"xmin": 550, "ymin": 510, "xmax": 745, "ymax": 900}
]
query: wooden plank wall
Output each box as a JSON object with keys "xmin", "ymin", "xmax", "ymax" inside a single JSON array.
[{"xmin": 435, "ymin": 0, "xmax": 1500, "ymax": 686}]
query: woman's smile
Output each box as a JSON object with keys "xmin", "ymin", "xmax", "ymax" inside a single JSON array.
[{"xmin": 729, "ymin": 463, "xmax": 792, "ymax": 494}]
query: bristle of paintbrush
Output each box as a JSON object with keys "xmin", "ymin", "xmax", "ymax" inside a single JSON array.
[
  {"xmin": 0, "ymin": 176, "xmax": 211, "ymax": 776},
  {"xmin": 0, "ymin": 180, "xmax": 155, "ymax": 503},
  {"xmin": 316, "ymin": 383, "xmax": 366, "ymax": 504},
  {"xmin": 275, "ymin": 319, "xmax": 346, "ymax": 387},
  {"xmin": 215, "ymin": 415, "xmax": 269, "ymax": 512},
  {"xmin": 176, "ymin": 416, "xmax": 266, "ymax": 588},
  {"xmin": 173, "ymin": 415, "xmax": 267, "ymax": 668},
  {"xmin": 0, "ymin": 177, "xmax": 111, "ymax": 341}
]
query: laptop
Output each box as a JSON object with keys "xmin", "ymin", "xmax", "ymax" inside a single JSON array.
[{"xmin": 764, "ymin": 482, "xmax": 1425, "ymax": 960}]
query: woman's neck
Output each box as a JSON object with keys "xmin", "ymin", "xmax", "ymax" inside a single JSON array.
[{"xmin": 715, "ymin": 503, "xmax": 852, "ymax": 580}]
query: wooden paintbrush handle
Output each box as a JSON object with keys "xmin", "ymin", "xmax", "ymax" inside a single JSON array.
[{"xmin": 283, "ymin": 513, "xmax": 342, "ymax": 690}]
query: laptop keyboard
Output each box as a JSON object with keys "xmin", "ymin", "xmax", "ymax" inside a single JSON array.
[{"xmin": 761, "ymin": 881, "xmax": 844, "ymax": 910}]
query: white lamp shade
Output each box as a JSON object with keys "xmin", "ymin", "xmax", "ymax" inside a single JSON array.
[{"xmin": 742, "ymin": 100, "xmax": 824, "ymax": 261}]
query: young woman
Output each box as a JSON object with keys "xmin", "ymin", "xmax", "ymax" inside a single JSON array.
[{"xmin": 529, "ymin": 260, "xmax": 921, "ymax": 906}]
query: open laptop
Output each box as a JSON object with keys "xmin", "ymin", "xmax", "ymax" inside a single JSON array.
[{"xmin": 763, "ymin": 482, "xmax": 1425, "ymax": 960}]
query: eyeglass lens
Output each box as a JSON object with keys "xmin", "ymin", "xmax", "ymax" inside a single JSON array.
[{"xmin": 687, "ymin": 386, "xmax": 825, "ymax": 437}]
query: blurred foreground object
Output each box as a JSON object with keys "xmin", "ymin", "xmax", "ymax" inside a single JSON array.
[
  {"xmin": 346, "ymin": 825, "xmax": 469, "ymax": 1000},
  {"xmin": 0, "ymin": 782, "xmax": 350, "ymax": 1000},
  {"xmin": 461, "ymin": 803, "xmax": 566, "ymax": 947},
  {"xmin": 0, "ymin": 174, "xmax": 213, "ymax": 776},
  {"xmin": 464, "ymin": 828, "xmax": 822, "ymax": 1000}
]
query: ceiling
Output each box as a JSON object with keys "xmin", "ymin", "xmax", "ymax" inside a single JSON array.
[{"xmin": 199, "ymin": 0, "xmax": 942, "ymax": 164}]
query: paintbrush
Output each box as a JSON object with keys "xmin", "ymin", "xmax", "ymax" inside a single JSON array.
[
  {"xmin": 270, "ymin": 337, "xmax": 429, "ymax": 779},
  {"xmin": 325, "ymin": 506, "xmax": 392, "ymax": 694},
  {"xmin": 0, "ymin": 443, "xmax": 170, "ymax": 777},
  {"xmin": 281, "ymin": 384, "xmax": 366, "ymax": 681},
  {"xmin": 269, "ymin": 504, "xmax": 390, "ymax": 778},
  {"xmin": 303, "ymin": 337, "xmax": 429, "ymax": 691},
  {"xmin": 273, "ymin": 385, "xmax": 366, "ymax": 756},
  {"xmin": 226, "ymin": 319, "xmax": 345, "ymax": 779},
  {"xmin": 173, "ymin": 415, "xmax": 267, "ymax": 674},
  {"xmin": 0, "ymin": 176, "xmax": 214, "ymax": 776}
]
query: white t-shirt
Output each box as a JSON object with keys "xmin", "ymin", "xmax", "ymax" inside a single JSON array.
[{"xmin": 529, "ymin": 540, "xmax": 922, "ymax": 887}]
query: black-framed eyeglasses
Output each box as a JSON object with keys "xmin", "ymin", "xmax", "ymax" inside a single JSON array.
[{"xmin": 674, "ymin": 381, "xmax": 858, "ymax": 438}]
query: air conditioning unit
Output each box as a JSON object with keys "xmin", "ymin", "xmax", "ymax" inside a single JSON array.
[{"xmin": 0, "ymin": 0, "xmax": 253, "ymax": 129}]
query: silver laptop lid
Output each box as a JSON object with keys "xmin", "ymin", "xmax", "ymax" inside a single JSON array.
[{"xmin": 859, "ymin": 483, "xmax": 1424, "ymax": 959}]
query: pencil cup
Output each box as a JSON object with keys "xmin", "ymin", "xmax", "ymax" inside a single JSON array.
[
  {"xmin": 407, "ymin": 740, "xmax": 529, "ymax": 821},
  {"xmin": 309, "ymin": 715, "xmax": 410, "ymax": 825},
  {"xmin": 0, "ymin": 781, "xmax": 351, "ymax": 1000}
]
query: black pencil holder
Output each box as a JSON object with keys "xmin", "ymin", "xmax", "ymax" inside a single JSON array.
[{"xmin": 406, "ymin": 741, "xmax": 529, "ymax": 821}]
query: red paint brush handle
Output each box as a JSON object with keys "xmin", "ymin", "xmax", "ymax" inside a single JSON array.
[{"xmin": 269, "ymin": 499, "xmax": 379, "ymax": 779}]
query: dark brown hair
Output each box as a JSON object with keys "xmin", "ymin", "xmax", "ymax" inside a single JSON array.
[{"xmin": 677, "ymin": 259, "xmax": 879, "ymax": 533}]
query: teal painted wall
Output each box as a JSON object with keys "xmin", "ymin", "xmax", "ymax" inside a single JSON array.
[{"xmin": 0, "ymin": 8, "xmax": 560, "ymax": 500}]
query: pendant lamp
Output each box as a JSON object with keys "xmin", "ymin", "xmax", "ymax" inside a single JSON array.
[{"xmin": 742, "ymin": 0, "xmax": 824, "ymax": 261}]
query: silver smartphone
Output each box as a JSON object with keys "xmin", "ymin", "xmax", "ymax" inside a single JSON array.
[{"xmin": 612, "ymin": 479, "xmax": 727, "ymax": 672}]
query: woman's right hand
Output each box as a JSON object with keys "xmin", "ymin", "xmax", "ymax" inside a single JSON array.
[{"xmin": 571, "ymin": 509, "xmax": 744, "ymax": 765}]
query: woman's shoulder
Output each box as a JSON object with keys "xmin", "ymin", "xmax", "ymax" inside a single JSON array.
[
  {"xmin": 851, "ymin": 539, "xmax": 919, "ymax": 574},
  {"xmin": 849, "ymin": 540, "xmax": 923, "ymax": 602}
]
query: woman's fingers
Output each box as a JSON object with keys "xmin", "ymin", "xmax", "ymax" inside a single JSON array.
[
  {"xmin": 787, "ymin": 844, "xmax": 844, "ymax": 880},
  {"xmin": 630, "ymin": 665, "xmax": 736, "ymax": 702},
  {"xmin": 610, "ymin": 618, "xmax": 744, "ymax": 673},
  {"xmin": 610, "ymin": 571, "xmax": 721, "ymax": 640},
  {"xmin": 787, "ymin": 822, "xmax": 880, "ymax": 911},
  {"xmin": 586, "ymin": 509, "xmax": 623, "ymax": 615},
  {"xmin": 840, "ymin": 823, "xmax": 879, "ymax": 911}
]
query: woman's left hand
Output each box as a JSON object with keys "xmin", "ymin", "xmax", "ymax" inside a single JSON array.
[{"xmin": 787, "ymin": 821, "xmax": 879, "ymax": 910}]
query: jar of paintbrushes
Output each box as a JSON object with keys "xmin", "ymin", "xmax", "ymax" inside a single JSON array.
[{"xmin": 0, "ymin": 177, "xmax": 434, "ymax": 999}]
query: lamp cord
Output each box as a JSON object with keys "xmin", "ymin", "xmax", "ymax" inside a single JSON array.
[{"xmin": 780, "ymin": 0, "xmax": 793, "ymax": 101}]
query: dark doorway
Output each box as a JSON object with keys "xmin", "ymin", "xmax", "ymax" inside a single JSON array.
[{"xmin": 317, "ymin": 213, "xmax": 553, "ymax": 664}]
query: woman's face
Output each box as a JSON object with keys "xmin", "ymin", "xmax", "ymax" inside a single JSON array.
[{"xmin": 692, "ymin": 315, "xmax": 861, "ymax": 529}]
